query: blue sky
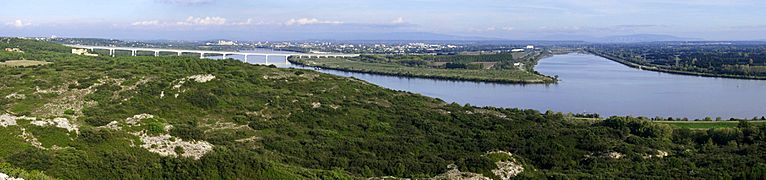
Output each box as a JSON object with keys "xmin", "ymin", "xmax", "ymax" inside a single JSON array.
[{"xmin": 1, "ymin": 0, "xmax": 765, "ymax": 40}]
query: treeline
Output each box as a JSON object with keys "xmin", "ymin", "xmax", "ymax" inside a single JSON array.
[
  {"xmin": 590, "ymin": 43, "xmax": 766, "ymax": 78},
  {"xmin": 347, "ymin": 53, "xmax": 537, "ymax": 71},
  {"xmin": 358, "ymin": 53, "xmax": 523, "ymax": 63}
]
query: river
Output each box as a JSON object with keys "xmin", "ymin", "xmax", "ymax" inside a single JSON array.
[{"xmin": 220, "ymin": 52, "xmax": 766, "ymax": 119}]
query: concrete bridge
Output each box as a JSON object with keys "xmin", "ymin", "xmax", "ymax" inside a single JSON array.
[{"xmin": 65, "ymin": 45, "xmax": 360, "ymax": 64}]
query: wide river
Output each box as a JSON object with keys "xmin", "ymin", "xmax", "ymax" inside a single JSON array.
[{"xmin": 222, "ymin": 52, "xmax": 766, "ymax": 119}]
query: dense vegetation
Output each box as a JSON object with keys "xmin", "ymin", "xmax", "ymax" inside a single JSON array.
[
  {"xmin": 2, "ymin": 39, "xmax": 766, "ymax": 179},
  {"xmin": 589, "ymin": 42, "xmax": 766, "ymax": 79},
  {"xmin": 289, "ymin": 52, "xmax": 556, "ymax": 84}
]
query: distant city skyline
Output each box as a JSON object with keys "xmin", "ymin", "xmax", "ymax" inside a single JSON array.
[{"xmin": 2, "ymin": 0, "xmax": 766, "ymax": 41}]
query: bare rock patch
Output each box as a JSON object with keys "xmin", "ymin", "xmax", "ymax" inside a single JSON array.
[
  {"xmin": 0, "ymin": 114, "xmax": 36, "ymax": 127},
  {"xmin": 134, "ymin": 132, "xmax": 214, "ymax": 160},
  {"xmin": 486, "ymin": 151, "xmax": 524, "ymax": 180},
  {"xmin": 30, "ymin": 117, "xmax": 79, "ymax": 134},
  {"xmin": 4, "ymin": 93, "xmax": 25, "ymax": 100}
]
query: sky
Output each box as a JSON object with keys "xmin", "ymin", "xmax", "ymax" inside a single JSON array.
[{"xmin": 1, "ymin": 0, "xmax": 766, "ymax": 41}]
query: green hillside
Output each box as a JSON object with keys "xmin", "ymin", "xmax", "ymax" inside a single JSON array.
[{"xmin": 2, "ymin": 38, "xmax": 766, "ymax": 179}]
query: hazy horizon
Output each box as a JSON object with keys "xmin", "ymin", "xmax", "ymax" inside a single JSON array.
[{"xmin": 2, "ymin": 0, "xmax": 766, "ymax": 41}]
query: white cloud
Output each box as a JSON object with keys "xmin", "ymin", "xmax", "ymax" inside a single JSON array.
[
  {"xmin": 231, "ymin": 18, "xmax": 267, "ymax": 26},
  {"xmin": 284, "ymin": 18, "xmax": 344, "ymax": 26},
  {"xmin": 131, "ymin": 17, "xmax": 258, "ymax": 27},
  {"xmin": 391, "ymin": 17, "xmax": 406, "ymax": 24},
  {"xmin": 131, "ymin": 20, "xmax": 160, "ymax": 26},
  {"xmin": 177, "ymin": 16, "xmax": 226, "ymax": 26},
  {"xmin": 155, "ymin": 0, "xmax": 213, "ymax": 5},
  {"xmin": 469, "ymin": 26, "xmax": 514, "ymax": 32},
  {"xmin": 6, "ymin": 20, "xmax": 31, "ymax": 28},
  {"xmin": 234, "ymin": 18, "xmax": 253, "ymax": 25}
]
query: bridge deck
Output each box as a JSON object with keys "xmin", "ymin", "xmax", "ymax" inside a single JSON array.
[{"xmin": 65, "ymin": 44, "xmax": 360, "ymax": 57}]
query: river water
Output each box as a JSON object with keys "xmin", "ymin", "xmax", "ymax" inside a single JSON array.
[{"xmin": 221, "ymin": 52, "xmax": 766, "ymax": 119}]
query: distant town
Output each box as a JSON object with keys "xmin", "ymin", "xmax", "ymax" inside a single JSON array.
[{"xmin": 36, "ymin": 37, "xmax": 544, "ymax": 55}]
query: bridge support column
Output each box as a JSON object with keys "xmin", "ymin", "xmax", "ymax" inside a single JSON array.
[
  {"xmin": 177, "ymin": 52, "xmax": 182, "ymax": 56},
  {"xmin": 200, "ymin": 53, "xmax": 205, "ymax": 59},
  {"xmin": 131, "ymin": 50, "xmax": 136, "ymax": 56},
  {"xmin": 285, "ymin": 55, "xmax": 290, "ymax": 64},
  {"xmin": 154, "ymin": 51, "xmax": 159, "ymax": 57},
  {"xmin": 222, "ymin": 54, "xmax": 227, "ymax": 59},
  {"xmin": 265, "ymin": 55, "xmax": 269, "ymax": 64},
  {"xmin": 109, "ymin": 49, "xmax": 114, "ymax": 57},
  {"xmin": 244, "ymin": 55, "xmax": 248, "ymax": 62}
]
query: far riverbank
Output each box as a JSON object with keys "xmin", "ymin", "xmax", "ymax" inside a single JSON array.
[{"xmin": 288, "ymin": 56, "xmax": 557, "ymax": 84}]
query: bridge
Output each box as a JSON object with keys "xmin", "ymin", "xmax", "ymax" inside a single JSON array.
[{"xmin": 65, "ymin": 45, "xmax": 360, "ymax": 64}]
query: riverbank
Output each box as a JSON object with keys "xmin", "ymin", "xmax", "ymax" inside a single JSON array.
[
  {"xmin": 588, "ymin": 50, "xmax": 766, "ymax": 80},
  {"xmin": 289, "ymin": 57, "xmax": 556, "ymax": 84}
]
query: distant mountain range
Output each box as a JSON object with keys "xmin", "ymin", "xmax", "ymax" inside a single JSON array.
[
  {"xmin": 92, "ymin": 31, "xmax": 711, "ymax": 43},
  {"xmin": 592, "ymin": 34, "xmax": 702, "ymax": 43},
  {"xmin": 539, "ymin": 34, "xmax": 701, "ymax": 43},
  {"xmin": 305, "ymin": 33, "xmax": 700, "ymax": 43}
]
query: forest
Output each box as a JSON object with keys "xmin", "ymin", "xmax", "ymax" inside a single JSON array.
[
  {"xmin": 589, "ymin": 42, "xmax": 766, "ymax": 79},
  {"xmin": 2, "ymin": 38, "xmax": 766, "ymax": 179}
]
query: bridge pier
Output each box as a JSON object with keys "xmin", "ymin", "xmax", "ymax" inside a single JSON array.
[
  {"xmin": 177, "ymin": 52, "xmax": 182, "ymax": 56},
  {"xmin": 244, "ymin": 55, "xmax": 248, "ymax": 62},
  {"xmin": 109, "ymin": 49, "xmax": 115, "ymax": 57},
  {"xmin": 200, "ymin": 53, "xmax": 205, "ymax": 59},
  {"xmin": 222, "ymin": 54, "xmax": 227, "ymax": 59},
  {"xmin": 154, "ymin": 51, "xmax": 159, "ymax": 57},
  {"xmin": 131, "ymin": 50, "xmax": 136, "ymax": 56},
  {"xmin": 285, "ymin": 55, "xmax": 290, "ymax": 64},
  {"xmin": 265, "ymin": 55, "xmax": 269, "ymax": 64}
]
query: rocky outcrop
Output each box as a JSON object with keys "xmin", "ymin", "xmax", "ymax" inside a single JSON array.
[
  {"xmin": 605, "ymin": 152, "xmax": 625, "ymax": 159},
  {"xmin": 30, "ymin": 117, "xmax": 79, "ymax": 134},
  {"xmin": 486, "ymin": 151, "xmax": 524, "ymax": 180},
  {"xmin": 0, "ymin": 173, "xmax": 24, "ymax": 180},
  {"xmin": 134, "ymin": 132, "xmax": 214, "ymax": 160},
  {"xmin": 125, "ymin": 114, "xmax": 155, "ymax": 125},
  {"xmin": 4, "ymin": 93, "xmax": 25, "ymax": 100},
  {"xmin": 0, "ymin": 114, "xmax": 35, "ymax": 127},
  {"xmin": 432, "ymin": 167, "xmax": 491, "ymax": 180}
]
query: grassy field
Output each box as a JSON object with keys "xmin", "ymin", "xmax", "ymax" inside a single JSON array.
[
  {"xmin": 655, "ymin": 121, "xmax": 766, "ymax": 129},
  {"xmin": 290, "ymin": 57, "xmax": 555, "ymax": 84},
  {"xmin": 0, "ymin": 60, "xmax": 51, "ymax": 67}
]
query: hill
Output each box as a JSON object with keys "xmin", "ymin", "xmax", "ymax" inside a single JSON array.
[{"xmin": 1, "ymin": 38, "xmax": 766, "ymax": 179}]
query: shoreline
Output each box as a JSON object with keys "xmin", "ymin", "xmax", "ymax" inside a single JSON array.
[{"xmin": 587, "ymin": 50, "xmax": 766, "ymax": 81}]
